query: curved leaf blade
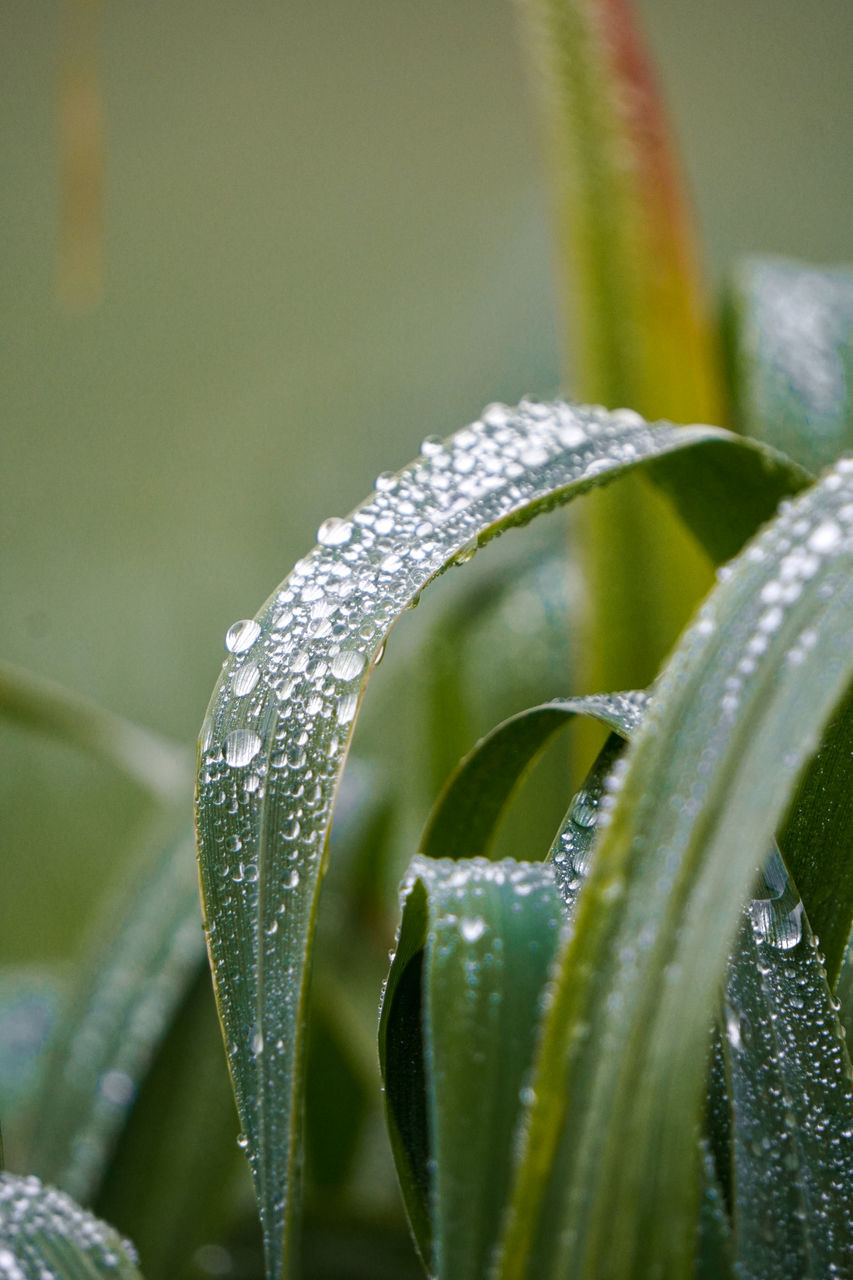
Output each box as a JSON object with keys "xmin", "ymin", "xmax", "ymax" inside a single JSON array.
[
  {"xmin": 420, "ymin": 691, "xmax": 647, "ymax": 863},
  {"xmin": 380, "ymin": 857, "xmax": 564, "ymax": 1280},
  {"xmin": 0, "ymin": 1173, "xmax": 143, "ymax": 1279},
  {"xmin": 195, "ymin": 399, "xmax": 806, "ymax": 1278},
  {"xmin": 0, "ymin": 660, "xmax": 190, "ymax": 802},
  {"xmin": 726, "ymin": 257, "xmax": 853, "ymax": 474},
  {"xmin": 499, "ymin": 457, "xmax": 853, "ymax": 1279}
]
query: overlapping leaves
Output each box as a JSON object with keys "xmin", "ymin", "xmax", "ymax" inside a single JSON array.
[{"xmin": 195, "ymin": 398, "xmax": 806, "ymax": 1278}]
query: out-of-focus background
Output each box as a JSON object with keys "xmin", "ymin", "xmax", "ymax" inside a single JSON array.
[{"xmin": 2, "ymin": 0, "xmax": 852, "ymax": 963}]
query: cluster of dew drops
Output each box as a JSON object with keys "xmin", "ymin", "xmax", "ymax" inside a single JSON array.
[
  {"xmin": 0, "ymin": 1174, "xmax": 138, "ymax": 1277},
  {"xmin": 197, "ymin": 400, "xmax": 676, "ymax": 911}
]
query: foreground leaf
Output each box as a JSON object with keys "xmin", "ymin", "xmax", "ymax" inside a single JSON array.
[
  {"xmin": 379, "ymin": 857, "xmax": 564, "ymax": 1279},
  {"xmin": 24, "ymin": 829, "xmax": 204, "ymax": 1204},
  {"xmin": 723, "ymin": 848, "xmax": 853, "ymax": 1278},
  {"xmin": 195, "ymin": 400, "xmax": 806, "ymax": 1278},
  {"xmin": 726, "ymin": 257, "xmax": 853, "ymax": 474},
  {"xmin": 498, "ymin": 458, "xmax": 853, "ymax": 1279},
  {"xmin": 0, "ymin": 1173, "xmax": 143, "ymax": 1278}
]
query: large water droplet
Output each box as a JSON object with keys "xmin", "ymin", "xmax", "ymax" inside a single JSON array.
[
  {"xmin": 330, "ymin": 649, "xmax": 366, "ymax": 681},
  {"xmin": 224, "ymin": 728, "xmax": 263, "ymax": 767},
  {"xmin": 317, "ymin": 517, "xmax": 353, "ymax": 547},
  {"xmin": 225, "ymin": 619, "xmax": 261, "ymax": 654}
]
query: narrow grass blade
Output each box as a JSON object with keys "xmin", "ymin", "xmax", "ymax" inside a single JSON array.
[
  {"xmin": 723, "ymin": 849, "xmax": 853, "ymax": 1278},
  {"xmin": 514, "ymin": 0, "xmax": 727, "ymax": 697},
  {"xmin": 24, "ymin": 828, "xmax": 205, "ymax": 1205},
  {"xmin": 379, "ymin": 857, "xmax": 564, "ymax": 1280},
  {"xmin": 0, "ymin": 1173, "xmax": 143, "ymax": 1278},
  {"xmin": 726, "ymin": 258, "xmax": 853, "ymax": 474},
  {"xmin": 421, "ymin": 691, "xmax": 646, "ymax": 862},
  {"xmin": 0, "ymin": 660, "xmax": 191, "ymax": 802},
  {"xmin": 513, "ymin": 0, "xmax": 722, "ymax": 423},
  {"xmin": 195, "ymin": 399, "xmax": 806, "ymax": 1279},
  {"xmin": 498, "ymin": 458, "xmax": 853, "ymax": 1279}
]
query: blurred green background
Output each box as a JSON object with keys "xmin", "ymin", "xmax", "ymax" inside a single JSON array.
[{"xmin": 2, "ymin": 0, "xmax": 852, "ymax": 964}]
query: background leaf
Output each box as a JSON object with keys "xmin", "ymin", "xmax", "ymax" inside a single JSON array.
[
  {"xmin": 513, "ymin": 0, "xmax": 727, "ymax": 700},
  {"xmin": 725, "ymin": 257, "xmax": 853, "ymax": 474},
  {"xmin": 0, "ymin": 660, "xmax": 190, "ymax": 804},
  {"xmin": 22, "ymin": 827, "xmax": 205, "ymax": 1206},
  {"xmin": 195, "ymin": 399, "xmax": 805, "ymax": 1278},
  {"xmin": 0, "ymin": 1173, "xmax": 143, "ymax": 1279}
]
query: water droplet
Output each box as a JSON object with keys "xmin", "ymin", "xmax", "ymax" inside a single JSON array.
[
  {"xmin": 808, "ymin": 519, "xmax": 841, "ymax": 553},
  {"xmin": 233, "ymin": 663, "xmax": 260, "ymax": 697},
  {"xmin": 330, "ymin": 649, "xmax": 366, "ymax": 681},
  {"xmin": 236, "ymin": 1133, "xmax": 249, "ymax": 1150},
  {"xmin": 317, "ymin": 517, "xmax": 352, "ymax": 547},
  {"xmin": 224, "ymin": 729, "xmax": 262, "ymax": 767},
  {"xmin": 420, "ymin": 434, "xmax": 444, "ymax": 457},
  {"xmin": 571, "ymin": 791, "xmax": 597, "ymax": 829},
  {"xmin": 460, "ymin": 916, "xmax": 487, "ymax": 943},
  {"xmin": 225, "ymin": 619, "xmax": 261, "ymax": 654}
]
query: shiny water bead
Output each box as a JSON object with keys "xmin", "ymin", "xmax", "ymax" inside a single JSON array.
[
  {"xmin": 225, "ymin": 619, "xmax": 261, "ymax": 654},
  {"xmin": 223, "ymin": 729, "xmax": 262, "ymax": 768}
]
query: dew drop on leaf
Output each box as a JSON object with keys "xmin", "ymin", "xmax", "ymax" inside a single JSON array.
[
  {"xmin": 225, "ymin": 619, "xmax": 261, "ymax": 654},
  {"xmin": 223, "ymin": 729, "xmax": 262, "ymax": 767}
]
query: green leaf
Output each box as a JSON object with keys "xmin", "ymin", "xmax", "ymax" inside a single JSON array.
[
  {"xmin": 0, "ymin": 660, "xmax": 190, "ymax": 802},
  {"xmin": 722, "ymin": 847, "xmax": 853, "ymax": 1279},
  {"xmin": 497, "ymin": 457, "xmax": 853, "ymax": 1279},
  {"xmin": 379, "ymin": 857, "xmax": 565, "ymax": 1280},
  {"xmin": 778, "ymin": 681, "xmax": 853, "ymax": 987},
  {"xmin": 23, "ymin": 827, "xmax": 205, "ymax": 1205},
  {"xmin": 726, "ymin": 257, "xmax": 853, "ymax": 474},
  {"xmin": 195, "ymin": 399, "xmax": 806, "ymax": 1279},
  {"xmin": 513, "ymin": 0, "xmax": 722, "ymax": 423},
  {"xmin": 0, "ymin": 1173, "xmax": 143, "ymax": 1278},
  {"xmin": 513, "ymin": 0, "xmax": 729, "ymax": 698},
  {"xmin": 421, "ymin": 691, "xmax": 646, "ymax": 863}
]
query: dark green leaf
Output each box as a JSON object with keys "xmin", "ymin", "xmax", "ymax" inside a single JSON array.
[
  {"xmin": 380, "ymin": 857, "xmax": 564, "ymax": 1280},
  {"xmin": 0, "ymin": 1173, "xmax": 143, "ymax": 1278},
  {"xmin": 421, "ymin": 692, "xmax": 646, "ymax": 864},
  {"xmin": 195, "ymin": 399, "xmax": 807, "ymax": 1279},
  {"xmin": 726, "ymin": 257, "xmax": 853, "ymax": 474},
  {"xmin": 778, "ymin": 682, "xmax": 853, "ymax": 986},
  {"xmin": 498, "ymin": 457, "xmax": 853, "ymax": 1279}
]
